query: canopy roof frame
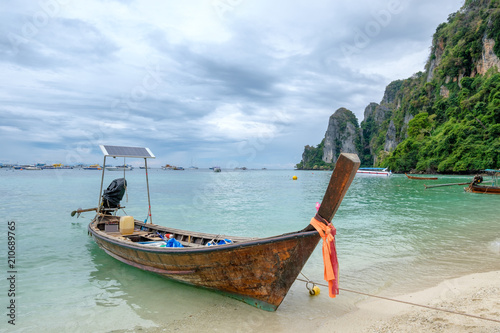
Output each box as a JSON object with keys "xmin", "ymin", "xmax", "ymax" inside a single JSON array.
[{"xmin": 97, "ymin": 145, "xmax": 155, "ymax": 223}]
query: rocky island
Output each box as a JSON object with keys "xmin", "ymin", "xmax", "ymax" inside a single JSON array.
[{"xmin": 297, "ymin": 0, "xmax": 500, "ymax": 173}]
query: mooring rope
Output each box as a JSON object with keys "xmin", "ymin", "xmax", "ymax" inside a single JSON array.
[{"xmin": 296, "ymin": 276, "xmax": 500, "ymax": 324}]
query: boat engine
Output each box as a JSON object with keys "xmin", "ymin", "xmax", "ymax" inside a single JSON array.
[
  {"xmin": 101, "ymin": 178, "xmax": 127, "ymax": 213},
  {"xmin": 473, "ymin": 175, "xmax": 483, "ymax": 184}
]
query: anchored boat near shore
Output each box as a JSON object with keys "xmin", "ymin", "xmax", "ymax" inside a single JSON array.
[
  {"xmin": 466, "ymin": 182, "xmax": 500, "ymax": 194},
  {"xmin": 422, "ymin": 170, "xmax": 500, "ymax": 194},
  {"xmin": 75, "ymin": 145, "xmax": 360, "ymax": 311},
  {"xmin": 405, "ymin": 173, "xmax": 438, "ymax": 180},
  {"xmin": 465, "ymin": 170, "xmax": 500, "ymax": 194}
]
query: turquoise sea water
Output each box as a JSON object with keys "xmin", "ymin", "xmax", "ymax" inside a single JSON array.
[{"xmin": 1, "ymin": 168, "xmax": 499, "ymax": 332}]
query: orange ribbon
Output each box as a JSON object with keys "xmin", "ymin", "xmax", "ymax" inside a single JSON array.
[{"xmin": 310, "ymin": 217, "xmax": 339, "ymax": 298}]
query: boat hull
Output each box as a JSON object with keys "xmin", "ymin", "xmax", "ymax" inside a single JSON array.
[
  {"xmin": 88, "ymin": 218, "xmax": 320, "ymax": 311},
  {"xmin": 356, "ymin": 170, "xmax": 391, "ymax": 176},
  {"xmin": 466, "ymin": 183, "xmax": 500, "ymax": 194},
  {"xmin": 105, "ymin": 166, "xmax": 133, "ymax": 171},
  {"xmin": 405, "ymin": 173, "xmax": 438, "ymax": 180}
]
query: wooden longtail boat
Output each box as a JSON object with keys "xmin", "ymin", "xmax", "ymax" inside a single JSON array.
[
  {"xmin": 82, "ymin": 145, "xmax": 360, "ymax": 311},
  {"xmin": 405, "ymin": 173, "xmax": 438, "ymax": 180},
  {"xmin": 463, "ymin": 172, "xmax": 500, "ymax": 194},
  {"xmin": 465, "ymin": 183, "xmax": 500, "ymax": 194}
]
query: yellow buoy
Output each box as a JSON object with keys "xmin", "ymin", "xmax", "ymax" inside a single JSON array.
[
  {"xmin": 309, "ymin": 285, "xmax": 320, "ymax": 296},
  {"xmin": 292, "ymin": 175, "xmax": 298, "ymax": 180}
]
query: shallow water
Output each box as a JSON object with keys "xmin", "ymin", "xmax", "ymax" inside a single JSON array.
[{"xmin": 1, "ymin": 168, "xmax": 499, "ymax": 332}]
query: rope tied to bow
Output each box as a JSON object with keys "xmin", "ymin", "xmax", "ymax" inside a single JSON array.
[{"xmin": 309, "ymin": 214, "xmax": 339, "ymax": 298}]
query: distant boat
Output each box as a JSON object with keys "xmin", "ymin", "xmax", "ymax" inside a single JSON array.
[
  {"xmin": 188, "ymin": 158, "xmax": 198, "ymax": 170},
  {"xmin": 163, "ymin": 166, "xmax": 184, "ymax": 170},
  {"xmin": 405, "ymin": 173, "xmax": 438, "ymax": 180},
  {"xmin": 356, "ymin": 167, "xmax": 391, "ymax": 177},
  {"xmin": 24, "ymin": 165, "xmax": 42, "ymax": 170},
  {"xmin": 41, "ymin": 164, "xmax": 55, "ymax": 169},
  {"xmin": 49, "ymin": 163, "xmax": 72, "ymax": 169},
  {"xmin": 162, "ymin": 164, "xmax": 183, "ymax": 170},
  {"xmin": 106, "ymin": 165, "xmax": 133, "ymax": 171},
  {"xmin": 12, "ymin": 164, "xmax": 41, "ymax": 170},
  {"xmin": 213, "ymin": 166, "xmax": 221, "ymax": 172},
  {"xmin": 83, "ymin": 164, "xmax": 102, "ymax": 170}
]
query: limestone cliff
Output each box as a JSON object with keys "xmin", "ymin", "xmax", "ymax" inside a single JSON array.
[
  {"xmin": 296, "ymin": 108, "xmax": 361, "ymax": 170},
  {"xmin": 476, "ymin": 37, "xmax": 500, "ymax": 74},
  {"xmin": 427, "ymin": 38, "xmax": 445, "ymax": 82},
  {"xmin": 322, "ymin": 108, "xmax": 360, "ymax": 164},
  {"xmin": 384, "ymin": 120, "xmax": 397, "ymax": 152},
  {"xmin": 359, "ymin": 82, "xmax": 404, "ymax": 165}
]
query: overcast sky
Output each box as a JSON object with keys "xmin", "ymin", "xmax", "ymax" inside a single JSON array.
[{"xmin": 1, "ymin": 0, "xmax": 464, "ymax": 168}]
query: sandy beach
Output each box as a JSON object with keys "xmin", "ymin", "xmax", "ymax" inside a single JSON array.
[
  {"xmin": 137, "ymin": 271, "xmax": 500, "ymax": 333},
  {"xmin": 324, "ymin": 270, "xmax": 500, "ymax": 333}
]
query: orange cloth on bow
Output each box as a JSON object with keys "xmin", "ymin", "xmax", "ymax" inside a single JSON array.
[{"xmin": 310, "ymin": 217, "xmax": 339, "ymax": 298}]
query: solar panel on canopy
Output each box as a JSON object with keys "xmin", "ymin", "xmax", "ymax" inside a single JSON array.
[{"xmin": 100, "ymin": 145, "xmax": 155, "ymax": 158}]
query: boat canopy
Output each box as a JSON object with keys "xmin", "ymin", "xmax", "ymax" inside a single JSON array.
[{"xmin": 100, "ymin": 145, "xmax": 155, "ymax": 159}]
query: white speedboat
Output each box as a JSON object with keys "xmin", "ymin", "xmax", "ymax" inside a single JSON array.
[
  {"xmin": 356, "ymin": 167, "xmax": 392, "ymax": 177},
  {"xmin": 105, "ymin": 165, "xmax": 133, "ymax": 171}
]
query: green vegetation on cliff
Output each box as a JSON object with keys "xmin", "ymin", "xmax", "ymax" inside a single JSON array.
[
  {"xmin": 295, "ymin": 140, "xmax": 334, "ymax": 170},
  {"xmin": 375, "ymin": 0, "xmax": 500, "ymax": 173},
  {"xmin": 385, "ymin": 72, "xmax": 500, "ymax": 172},
  {"xmin": 297, "ymin": 1, "xmax": 500, "ymax": 173}
]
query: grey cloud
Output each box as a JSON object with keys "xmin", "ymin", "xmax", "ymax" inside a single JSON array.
[
  {"xmin": 0, "ymin": 0, "xmax": 465, "ymax": 166},
  {"xmin": 0, "ymin": 13, "xmax": 118, "ymax": 68}
]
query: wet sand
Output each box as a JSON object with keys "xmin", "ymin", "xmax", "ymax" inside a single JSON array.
[{"xmin": 136, "ymin": 271, "xmax": 500, "ymax": 332}]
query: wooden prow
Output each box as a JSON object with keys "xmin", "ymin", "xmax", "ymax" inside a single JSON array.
[{"xmin": 303, "ymin": 153, "xmax": 360, "ymax": 231}]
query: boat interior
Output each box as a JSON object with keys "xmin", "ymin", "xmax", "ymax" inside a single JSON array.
[{"xmin": 91, "ymin": 214, "xmax": 253, "ymax": 248}]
